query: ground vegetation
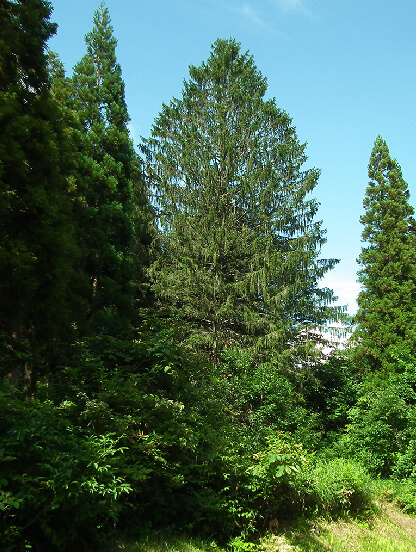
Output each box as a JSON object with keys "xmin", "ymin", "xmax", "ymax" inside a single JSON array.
[{"xmin": 1, "ymin": 3, "xmax": 416, "ymax": 551}]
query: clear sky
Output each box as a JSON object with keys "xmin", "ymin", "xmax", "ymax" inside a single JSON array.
[{"xmin": 48, "ymin": 0, "xmax": 416, "ymax": 314}]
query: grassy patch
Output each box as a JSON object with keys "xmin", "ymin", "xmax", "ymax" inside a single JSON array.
[
  {"xmin": 259, "ymin": 502, "xmax": 416, "ymax": 552},
  {"xmin": 108, "ymin": 501, "xmax": 416, "ymax": 552},
  {"xmin": 108, "ymin": 534, "xmax": 225, "ymax": 552}
]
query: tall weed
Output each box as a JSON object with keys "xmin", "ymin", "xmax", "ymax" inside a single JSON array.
[{"xmin": 307, "ymin": 458, "xmax": 373, "ymax": 515}]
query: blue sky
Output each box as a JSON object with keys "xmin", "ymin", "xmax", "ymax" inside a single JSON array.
[{"xmin": 48, "ymin": 0, "xmax": 416, "ymax": 314}]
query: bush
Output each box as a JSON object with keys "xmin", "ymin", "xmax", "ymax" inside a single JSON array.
[
  {"xmin": 43, "ymin": 328, "xmax": 231, "ymax": 541},
  {"xmin": 246, "ymin": 435, "xmax": 373, "ymax": 520},
  {"xmin": 231, "ymin": 432, "xmax": 315, "ymax": 530},
  {"xmin": 216, "ymin": 351, "xmax": 323, "ymax": 449},
  {"xmin": 215, "ymin": 434, "xmax": 374, "ymax": 548},
  {"xmin": 0, "ymin": 383, "xmax": 131, "ymax": 551},
  {"xmin": 334, "ymin": 377, "xmax": 416, "ymax": 477},
  {"xmin": 373, "ymin": 478, "xmax": 416, "ymax": 515},
  {"xmin": 307, "ymin": 458, "xmax": 373, "ymax": 515}
]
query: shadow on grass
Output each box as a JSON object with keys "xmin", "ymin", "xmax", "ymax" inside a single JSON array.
[
  {"xmin": 271, "ymin": 520, "xmax": 335, "ymax": 552},
  {"xmin": 263, "ymin": 512, "xmax": 377, "ymax": 552},
  {"xmin": 107, "ymin": 533, "xmax": 224, "ymax": 552}
]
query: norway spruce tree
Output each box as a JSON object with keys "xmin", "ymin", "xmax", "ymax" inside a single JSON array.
[
  {"xmin": 147, "ymin": 39, "xmax": 338, "ymax": 366},
  {"xmin": 71, "ymin": 3, "xmax": 140, "ymax": 329},
  {"xmin": 0, "ymin": 0, "xmax": 76, "ymax": 387},
  {"xmin": 355, "ymin": 135, "xmax": 416, "ymax": 370}
]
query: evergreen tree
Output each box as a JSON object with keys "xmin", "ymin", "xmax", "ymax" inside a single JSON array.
[
  {"xmin": 0, "ymin": 0, "xmax": 76, "ymax": 387},
  {"xmin": 355, "ymin": 135, "xmax": 416, "ymax": 370},
  {"xmin": 147, "ymin": 39, "xmax": 338, "ymax": 366},
  {"xmin": 47, "ymin": 51, "xmax": 92, "ymax": 332},
  {"xmin": 71, "ymin": 3, "xmax": 141, "ymax": 330}
]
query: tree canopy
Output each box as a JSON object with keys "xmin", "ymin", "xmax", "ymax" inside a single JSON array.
[
  {"xmin": 0, "ymin": 0, "xmax": 76, "ymax": 387},
  {"xmin": 70, "ymin": 3, "xmax": 138, "ymax": 329},
  {"xmin": 147, "ymin": 38, "xmax": 339, "ymax": 365},
  {"xmin": 355, "ymin": 135, "xmax": 416, "ymax": 369}
]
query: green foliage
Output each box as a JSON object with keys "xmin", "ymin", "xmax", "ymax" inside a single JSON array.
[
  {"xmin": 0, "ymin": 382, "xmax": 131, "ymax": 551},
  {"xmin": 355, "ymin": 135, "xmax": 416, "ymax": 370},
  {"xmin": 147, "ymin": 38, "xmax": 340, "ymax": 367},
  {"xmin": 308, "ymin": 458, "xmax": 373, "ymax": 515},
  {"xmin": 228, "ymin": 536, "xmax": 257, "ymax": 552},
  {"xmin": 216, "ymin": 349, "xmax": 322, "ymax": 448},
  {"xmin": 68, "ymin": 3, "xmax": 148, "ymax": 328},
  {"xmin": 372, "ymin": 478, "xmax": 416, "ymax": 515},
  {"xmin": 300, "ymin": 352, "xmax": 362, "ymax": 440},
  {"xmin": 333, "ymin": 357, "xmax": 416, "ymax": 477},
  {"xmin": 211, "ymin": 432, "xmax": 374, "ymax": 544},
  {"xmin": 247, "ymin": 433, "xmax": 312, "ymax": 520},
  {"xmin": 1, "ymin": 4, "xmax": 403, "ymax": 547},
  {"xmin": 0, "ymin": 0, "xmax": 57, "ymax": 95},
  {"xmin": 0, "ymin": 0, "xmax": 78, "ymax": 387},
  {"xmin": 45, "ymin": 323, "xmax": 232, "ymax": 538},
  {"xmin": 393, "ymin": 440, "xmax": 416, "ymax": 480},
  {"xmin": 0, "ymin": 322, "xmax": 230, "ymax": 549},
  {"xmin": 251, "ymin": 434, "xmax": 308, "ymax": 482}
]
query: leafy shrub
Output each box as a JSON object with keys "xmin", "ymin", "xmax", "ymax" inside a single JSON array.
[
  {"xmin": 0, "ymin": 383, "xmax": 132, "ymax": 551},
  {"xmin": 246, "ymin": 433, "xmax": 313, "ymax": 523},
  {"xmin": 302, "ymin": 352, "xmax": 361, "ymax": 438},
  {"xmin": 392, "ymin": 440, "xmax": 416, "ymax": 480},
  {"xmin": 217, "ymin": 351, "xmax": 322, "ymax": 448},
  {"xmin": 44, "ymin": 327, "xmax": 231, "ymax": 541},
  {"xmin": 307, "ymin": 458, "xmax": 373, "ymax": 515},
  {"xmin": 245, "ymin": 436, "xmax": 373, "ymax": 520},
  {"xmin": 334, "ymin": 376, "xmax": 416, "ymax": 476},
  {"xmin": 373, "ymin": 478, "xmax": 416, "ymax": 515}
]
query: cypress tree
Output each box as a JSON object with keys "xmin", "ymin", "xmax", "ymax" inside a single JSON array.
[
  {"xmin": 0, "ymin": 0, "xmax": 76, "ymax": 388},
  {"xmin": 70, "ymin": 3, "xmax": 140, "ymax": 330},
  {"xmin": 147, "ymin": 39, "xmax": 338, "ymax": 366},
  {"xmin": 47, "ymin": 51, "xmax": 92, "ymax": 332},
  {"xmin": 355, "ymin": 135, "xmax": 416, "ymax": 370}
]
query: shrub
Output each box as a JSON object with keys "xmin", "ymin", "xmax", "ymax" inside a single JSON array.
[
  {"xmin": 217, "ymin": 434, "xmax": 374, "ymax": 545},
  {"xmin": 217, "ymin": 351, "xmax": 323, "ymax": 449},
  {"xmin": 307, "ymin": 458, "xmax": 373, "ymax": 515},
  {"xmin": 333, "ymin": 373, "xmax": 416, "ymax": 477},
  {"xmin": 373, "ymin": 478, "xmax": 416, "ymax": 515},
  {"xmin": 247, "ymin": 432, "xmax": 314, "ymax": 522},
  {"xmin": 0, "ymin": 383, "xmax": 132, "ymax": 551},
  {"xmin": 392, "ymin": 440, "xmax": 416, "ymax": 480},
  {"xmin": 44, "ymin": 329, "xmax": 231, "ymax": 540}
]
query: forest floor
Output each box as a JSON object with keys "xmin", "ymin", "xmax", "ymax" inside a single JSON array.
[{"xmin": 111, "ymin": 500, "xmax": 416, "ymax": 552}]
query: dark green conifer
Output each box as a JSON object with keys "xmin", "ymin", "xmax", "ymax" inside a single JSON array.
[
  {"xmin": 0, "ymin": 0, "xmax": 75, "ymax": 387},
  {"xmin": 355, "ymin": 135, "xmax": 416, "ymax": 370},
  {"xmin": 70, "ymin": 3, "xmax": 141, "ymax": 329},
  {"xmin": 147, "ymin": 39, "xmax": 338, "ymax": 366}
]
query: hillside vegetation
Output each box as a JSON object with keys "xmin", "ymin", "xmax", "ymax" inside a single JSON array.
[
  {"xmin": 110, "ymin": 499, "xmax": 416, "ymax": 552},
  {"xmin": 2, "ymin": 2, "xmax": 416, "ymax": 551}
]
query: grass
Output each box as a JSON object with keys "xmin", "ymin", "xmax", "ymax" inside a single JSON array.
[
  {"xmin": 109, "ymin": 500, "xmax": 416, "ymax": 552},
  {"xmin": 258, "ymin": 501, "xmax": 416, "ymax": 552},
  {"xmin": 108, "ymin": 534, "xmax": 225, "ymax": 552}
]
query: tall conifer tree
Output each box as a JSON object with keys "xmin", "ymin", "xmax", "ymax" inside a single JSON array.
[
  {"xmin": 147, "ymin": 39, "xmax": 338, "ymax": 366},
  {"xmin": 355, "ymin": 135, "xmax": 416, "ymax": 370},
  {"xmin": 0, "ymin": 0, "xmax": 75, "ymax": 386},
  {"xmin": 71, "ymin": 3, "xmax": 140, "ymax": 329}
]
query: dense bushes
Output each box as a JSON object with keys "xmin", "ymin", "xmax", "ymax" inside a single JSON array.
[
  {"xmin": 0, "ymin": 383, "xmax": 131, "ymax": 551},
  {"xmin": 0, "ymin": 325, "xmax": 230, "ymax": 550},
  {"xmin": 2, "ymin": 326, "xmax": 416, "ymax": 551},
  {"xmin": 332, "ymin": 355, "xmax": 416, "ymax": 478},
  {"xmin": 219, "ymin": 433, "xmax": 374, "ymax": 540},
  {"xmin": 1, "ymin": 332, "xmax": 381, "ymax": 551},
  {"xmin": 308, "ymin": 458, "xmax": 373, "ymax": 514}
]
